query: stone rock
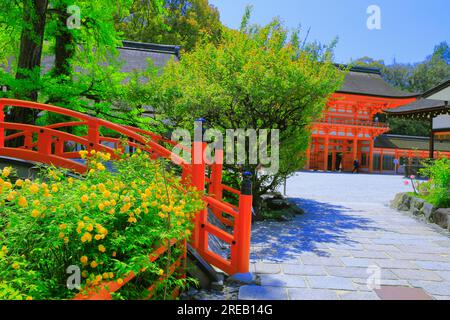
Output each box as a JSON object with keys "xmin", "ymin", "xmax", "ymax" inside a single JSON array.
[
  {"xmin": 267, "ymin": 199, "xmax": 291, "ymax": 210},
  {"xmin": 391, "ymin": 193, "xmax": 411, "ymax": 211},
  {"xmin": 432, "ymin": 208, "xmax": 450, "ymax": 230},
  {"xmin": 410, "ymin": 197, "xmax": 425, "ymax": 213},
  {"xmin": 226, "ymin": 272, "xmax": 257, "ymax": 285},
  {"xmin": 211, "ymin": 280, "xmax": 224, "ymax": 291},
  {"xmin": 422, "ymin": 203, "xmax": 437, "ymax": 221}
]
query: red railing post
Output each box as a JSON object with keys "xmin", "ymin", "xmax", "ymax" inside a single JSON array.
[
  {"xmin": 37, "ymin": 128, "xmax": 52, "ymax": 155},
  {"xmin": 87, "ymin": 118, "xmax": 100, "ymax": 151},
  {"xmin": 233, "ymin": 172, "xmax": 253, "ymax": 274},
  {"xmin": 191, "ymin": 119, "xmax": 207, "ymax": 252},
  {"xmin": 209, "ymin": 148, "xmax": 224, "ymax": 217},
  {"xmin": 0, "ymin": 102, "xmax": 4, "ymax": 148}
]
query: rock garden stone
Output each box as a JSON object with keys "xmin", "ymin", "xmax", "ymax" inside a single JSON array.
[
  {"xmin": 433, "ymin": 208, "xmax": 450, "ymax": 230},
  {"xmin": 422, "ymin": 202, "xmax": 437, "ymax": 221}
]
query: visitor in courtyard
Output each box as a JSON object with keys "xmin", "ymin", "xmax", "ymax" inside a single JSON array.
[{"xmin": 352, "ymin": 159, "xmax": 360, "ymax": 173}]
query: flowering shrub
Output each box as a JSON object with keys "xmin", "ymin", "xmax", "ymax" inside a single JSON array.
[
  {"xmin": 418, "ymin": 158, "xmax": 450, "ymax": 208},
  {"xmin": 0, "ymin": 150, "xmax": 204, "ymax": 300}
]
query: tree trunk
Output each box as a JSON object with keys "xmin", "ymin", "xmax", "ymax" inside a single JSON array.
[
  {"xmin": 54, "ymin": 7, "xmax": 74, "ymax": 79},
  {"xmin": 6, "ymin": 0, "xmax": 48, "ymax": 147},
  {"xmin": 8, "ymin": 0, "xmax": 48, "ymax": 124}
]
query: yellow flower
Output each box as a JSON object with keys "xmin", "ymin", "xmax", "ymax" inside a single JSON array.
[
  {"xmin": 81, "ymin": 195, "xmax": 89, "ymax": 203},
  {"xmin": 18, "ymin": 196, "xmax": 28, "ymax": 208},
  {"xmin": 58, "ymin": 232, "xmax": 65, "ymax": 239},
  {"xmin": 117, "ymin": 278, "xmax": 123, "ymax": 285},
  {"xmin": 2, "ymin": 167, "xmax": 12, "ymax": 177},
  {"xmin": 112, "ymin": 251, "xmax": 116, "ymax": 257},
  {"xmin": 1, "ymin": 246, "xmax": 7, "ymax": 253},
  {"xmin": 158, "ymin": 269, "xmax": 164, "ymax": 276},
  {"xmin": 31, "ymin": 209, "xmax": 40, "ymax": 218},
  {"xmin": 6, "ymin": 191, "xmax": 16, "ymax": 201},
  {"xmin": 26, "ymin": 296, "xmax": 33, "ymax": 300},
  {"xmin": 127, "ymin": 216, "xmax": 137, "ymax": 223},
  {"xmin": 82, "ymin": 271, "xmax": 88, "ymax": 278},
  {"xmin": 29, "ymin": 184, "xmax": 39, "ymax": 194},
  {"xmin": 68, "ymin": 177, "xmax": 74, "ymax": 184},
  {"xmin": 59, "ymin": 223, "xmax": 67, "ymax": 230},
  {"xmin": 86, "ymin": 224, "xmax": 93, "ymax": 232},
  {"xmin": 108, "ymin": 208, "xmax": 115, "ymax": 215},
  {"xmin": 98, "ymin": 203, "xmax": 105, "ymax": 211},
  {"xmin": 98, "ymin": 245, "xmax": 106, "ymax": 253},
  {"xmin": 15, "ymin": 179, "xmax": 24, "ymax": 187},
  {"xmin": 51, "ymin": 185, "xmax": 58, "ymax": 193},
  {"xmin": 64, "ymin": 237, "xmax": 69, "ymax": 244},
  {"xmin": 89, "ymin": 169, "xmax": 95, "ymax": 174},
  {"xmin": 81, "ymin": 232, "xmax": 92, "ymax": 243},
  {"xmin": 90, "ymin": 150, "xmax": 96, "ymax": 155},
  {"xmin": 103, "ymin": 190, "xmax": 111, "ymax": 198},
  {"xmin": 90, "ymin": 261, "xmax": 98, "ymax": 268},
  {"xmin": 94, "ymin": 234, "xmax": 103, "ymax": 241},
  {"xmin": 102, "ymin": 272, "xmax": 109, "ymax": 279},
  {"xmin": 96, "ymin": 163, "xmax": 106, "ymax": 171},
  {"xmin": 80, "ymin": 256, "xmax": 88, "ymax": 264},
  {"xmin": 12, "ymin": 262, "xmax": 19, "ymax": 269}
]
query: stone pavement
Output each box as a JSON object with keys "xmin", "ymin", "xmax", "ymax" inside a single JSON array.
[{"xmin": 239, "ymin": 172, "xmax": 450, "ymax": 300}]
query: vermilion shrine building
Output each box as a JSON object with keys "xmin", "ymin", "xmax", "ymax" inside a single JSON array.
[{"xmin": 306, "ymin": 66, "xmax": 450, "ymax": 173}]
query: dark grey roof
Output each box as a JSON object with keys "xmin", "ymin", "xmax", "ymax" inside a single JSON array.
[
  {"xmin": 3, "ymin": 41, "xmax": 180, "ymax": 75},
  {"xmin": 385, "ymin": 99, "xmax": 450, "ymax": 118},
  {"xmin": 337, "ymin": 68, "xmax": 419, "ymax": 98},
  {"xmin": 118, "ymin": 41, "xmax": 180, "ymax": 72},
  {"xmin": 422, "ymin": 79, "xmax": 450, "ymax": 99},
  {"xmin": 375, "ymin": 134, "xmax": 450, "ymax": 152}
]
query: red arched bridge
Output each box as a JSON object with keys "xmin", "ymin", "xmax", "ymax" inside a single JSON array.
[{"xmin": 0, "ymin": 98, "xmax": 252, "ymax": 298}]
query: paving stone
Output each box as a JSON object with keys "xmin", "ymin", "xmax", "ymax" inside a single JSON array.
[
  {"xmin": 254, "ymin": 263, "xmax": 282, "ymax": 274},
  {"xmin": 260, "ymin": 274, "xmax": 307, "ymax": 288},
  {"xmin": 288, "ymin": 288, "xmax": 339, "ymax": 300},
  {"xmin": 391, "ymin": 269, "xmax": 443, "ymax": 281},
  {"xmin": 386, "ymin": 251, "xmax": 450, "ymax": 262},
  {"xmin": 349, "ymin": 250, "xmax": 390, "ymax": 259},
  {"xmin": 414, "ymin": 261, "xmax": 450, "ymax": 271},
  {"xmin": 282, "ymin": 264, "xmax": 327, "ymax": 276},
  {"xmin": 340, "ymin": 257, "xmax": 379, "ymax": 268},
  {"xmin": 325, "ymin": 266, "xmax": 397, "ymax": 280},
  {"xmin": 409, "ymin": 280, "xmax": 450, "ymax": 297},
  {"xmin": 375, "ymin": 259, "xmax": 419, "ymax": 269},
  {"xmin": 238, "ymin": 285, "xmax": 288, "ymax": 300},
  {"xmin": 339, "ymin": 291, "xmax": 380, "ymax": 300},
  {"xmin": 395, "ymin": 245, "xmax": 449, "ymax": 254},
  {"xmin": 300, "ymin": 255, "xmax": 343, "ymax": 266},
  {"xmin": 436, "ymin": 271, "xmax": 450, "ymax": 281},
  {"xmin": 363, "ymin": 244, "xmax": 401, "ymax": 252},
  {"xmin": 434, "ymin": 295, "xmax": 450, "ymax": 300},
  {"xmin": 306, "ymin": 276, "xmax": 356, "ymax": 291}
]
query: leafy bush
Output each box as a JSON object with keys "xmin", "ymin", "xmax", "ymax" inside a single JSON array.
[
  {"xmin": 0, "ymin": 150, "xmax": 204, "ymax": 300},
  {"xmin": 419, "ymin": 157, "xmax": 450, "ymax": 208}
]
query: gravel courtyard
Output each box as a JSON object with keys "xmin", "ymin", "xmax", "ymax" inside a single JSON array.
[{"xmin": 240, "ymin": 172, "xmax": 450, "ymax": 300}]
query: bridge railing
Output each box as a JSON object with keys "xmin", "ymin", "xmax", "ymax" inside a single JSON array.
[{"xmin": 0, "ymin": 99, "xmax": 253, "ymax": 287}]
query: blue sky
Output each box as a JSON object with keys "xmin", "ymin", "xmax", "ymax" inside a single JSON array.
[{"xmin": 209, "ymin": 0, "xmax": 450, "ymax": 65}]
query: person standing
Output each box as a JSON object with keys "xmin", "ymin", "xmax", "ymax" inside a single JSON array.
[
  {"xmin": 352, "ymin": 159, "xmax": 360, "ymax": 174},
  {"xmin": 393, "ymin": 158, "xmax": 399, "ymax": 174}
]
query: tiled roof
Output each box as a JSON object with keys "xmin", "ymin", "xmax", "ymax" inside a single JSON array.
[
  {"xmin": 375, "ymin": 134, "xmax": 450, "ymax": 152},
  {"xmin": 338, "ymin": 68, "xmax": 419, "ymax": 98}
]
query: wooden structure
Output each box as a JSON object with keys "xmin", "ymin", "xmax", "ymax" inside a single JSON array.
[
  {"xmin": 307, "ymin": 67, "xmax": 419, "ymax": 172},
  {"xmin": 385, "ymin": 79, "xmax": 450, "ymax": 159}
]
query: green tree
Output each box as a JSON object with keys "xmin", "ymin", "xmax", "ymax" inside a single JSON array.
[
  {"xmin": 0, "ymin": 0, "xmax": 160, "ymax": 129},
  {"xmin": 352, "ymin": 42, "xmax": 450, "ymax": 137},
  {"xmin": 148, "ymin": 15, "xmax": 345, "ymax": 218},
  {"xmin": 117, "ymin": 0, "xmax": 222, "ymax": 51}
]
